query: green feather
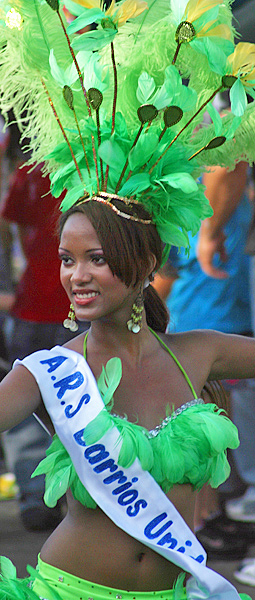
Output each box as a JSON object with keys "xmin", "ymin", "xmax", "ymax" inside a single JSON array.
[
  {"xmin": 118, "ymin": 173, "xmax": 151, "ymax": 196},
  {"xmin": 97, "ymin": 357, "xmax": 122, "ymax": 405},
  {"xmin": 64, "ymin": 0, "xmax": 85, "ymax": 16},
  {"xmin": 99, "ymin": 137, "xmax": 126, "ymax": 170},
  {"xmin": 83, "ymin": 410, "xmax": 114, "ymax": 445},
  {"xmin": 0, "ymin": 557, "xmax": 17, "ymax": 580},
  {"xmin": 67, "ymin": 8, "xmax": 105, "ymax": 34},
  {"xmin": 70, "ymin": 476, "xmax": 96, "ymax": 509},
  {"xmin": 31, "ymin": 451, "xmax": 61, "ymax": 478},
  {"xmin": 44, "ymin": 460, "xmax": 74, "ymax": 507},
  {"xmin": 136, "ymin": 72, "xmax": 156, "ymax": 104},
  {"xmin": 128, "ymin": 133, "xmax": 158, "ymax": 171},
  {"xmin": 230, "ymin": 78, "xmax": 248, "ymax": 116},
  {"xmin": 157, "ymin": 223, "xmax": 189, "ymax": 247},
  {"xmin": 156, "ymin": 172, "xmax": 198, "ymax": 194},
  {"xmin": 71, "ymin": 28, "xmax": 116, "ymax": 52}
]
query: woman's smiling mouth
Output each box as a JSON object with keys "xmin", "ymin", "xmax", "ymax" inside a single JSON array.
[{"xmin": 73, "ymin": 291, "xmax": 100, "ymax": 305}]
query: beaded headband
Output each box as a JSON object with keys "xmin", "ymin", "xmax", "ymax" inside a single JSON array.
[{"xmin": 75, "ymin": 192, "xmax": 153, "ymax": 224}]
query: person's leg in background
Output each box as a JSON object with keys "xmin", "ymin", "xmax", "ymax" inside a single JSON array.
[
  {"xmin": 231, "ymin": 255, "xmax": 255, "ymax": 586},
  {"xmin": 224, "ymin": 379, "xmax": 255, "ymax": 522}
]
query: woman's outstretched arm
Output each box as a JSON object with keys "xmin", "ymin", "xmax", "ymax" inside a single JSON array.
[{"xmin": 0, "ymin": 365, "xmax": 41, "ymax": 432}]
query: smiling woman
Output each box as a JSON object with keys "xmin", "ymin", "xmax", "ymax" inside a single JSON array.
[
  {"xmin": 59, "ymin": 212, "xmax": 137, "ymax": 325},
  {"xmin": 58, "ymin": 200, "xmax": 167, "ymax": 332},
  {"xmin": 1, "ymin": 1, "xmax": 255, "ymax": 600}
]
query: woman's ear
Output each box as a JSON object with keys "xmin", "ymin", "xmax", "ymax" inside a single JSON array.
[{"xmin": 148, "ymin": 254, "xmax": 157, "ymax": 280}]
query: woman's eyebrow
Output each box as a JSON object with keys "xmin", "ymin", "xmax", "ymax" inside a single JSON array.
[{"xmin": 58, "ymin": 246, "xmax": 103, "ymax": 252}]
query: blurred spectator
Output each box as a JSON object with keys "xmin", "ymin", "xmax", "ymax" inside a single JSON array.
[
  {"xmin": 0, "ymin": 162, "xmax": 89, "ymax": 531},
  {"xmin": 232, "ymin": 0, "xmax": 255, "ymax": 44}
]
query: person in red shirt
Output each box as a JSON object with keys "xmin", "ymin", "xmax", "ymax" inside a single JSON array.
[{"xmin": 0, "ymin": 162, "xmax": 89, "ymax": 531}]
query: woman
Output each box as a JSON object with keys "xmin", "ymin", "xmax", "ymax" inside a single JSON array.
[
  {"xmin": 1, "ymin": 1, "xmax": 255, "ymax": 598},
  {"xmin": 0, "ymin": 197, "xmax": 254, "ymax": 600}
]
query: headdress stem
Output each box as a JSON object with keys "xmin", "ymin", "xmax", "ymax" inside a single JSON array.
[
  {"xmin": 110, "ymin": 41, "xmax": 118, "ymax": 134},
  {"xmin": 57, "ymin": 8, "xmax": 92, "ymax": 117},
  {"xmin": 103, "ymin": 42, "xmax": 118, "ymax": 191},
  {"xmin": 96, "ymin": 109, "xmax": 104, "ymax": 187},
  {"xmin": 188, "ymin": 147, "xmax": 205, "ymax": 160},
  {"xmin": 172, "ymin": 42, "xmax": 181, "ymax": 65},
  {"xmin": 115, "ymin": 124, "xmax": 144, "ymax": 193},
  {"xmin": 65, "ymin": 89, "xmax": 91, "ymax": 176},
  {"xmin": 158, "ymin": 125, "xmax": 167, "ymax": 142},
  {"xmin": 41, "ymin": 79, "xmax": 84, "ymax": 186},
  {"xmin": 57, "ymin": 6, "xmax": 100, "ymax": 188},
  {"xmin": 92, "ymin": 132, "xmax": 101, "ymax": 191},
  {"xmin": 103, "ymin": 163, "xmax": 109, "ymax": 193},
  {"xmin": 149, "ymin": 84, "xmax": 223, "ymax": 173}
]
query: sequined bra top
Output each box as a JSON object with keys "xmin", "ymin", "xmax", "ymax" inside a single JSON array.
[{"xmin": 35, "ymin": 330, "xmax": 239, "ymax": 510}]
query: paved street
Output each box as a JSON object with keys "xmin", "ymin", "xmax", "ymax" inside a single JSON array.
[{"xmin": 1, "ymin": 495, "xmax": 255, "ymax": 599}]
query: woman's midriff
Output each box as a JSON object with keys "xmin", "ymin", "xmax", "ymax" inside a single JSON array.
[{"xmin": 40, "ymin": 484, "xmax": 196, "ymax": 591}]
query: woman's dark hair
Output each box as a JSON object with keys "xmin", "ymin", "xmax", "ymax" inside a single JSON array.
[
  {"xmin": 201, "ymin": 380, "xmax": 230, "ymax": 412},
  {"xmin": 59, "ymin": 200, "xmax": 169, "ymax": 332}
]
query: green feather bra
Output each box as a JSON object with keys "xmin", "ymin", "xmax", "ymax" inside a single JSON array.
[{"xmin": 32, "ymin": 331, "xmax": 239, "ymax": 509}]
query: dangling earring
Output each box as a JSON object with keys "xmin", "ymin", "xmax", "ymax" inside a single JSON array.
[
  {"xmin": 127, "ymin": 289, "xmax": 144, "ymax": 334},
  {"xmin": 63, "ymin": 303, "xmax": 79, "ymax": 332}
]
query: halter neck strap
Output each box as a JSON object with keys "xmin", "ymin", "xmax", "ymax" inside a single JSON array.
[
  {"xmin": 83, "ymin": 328, "xmax": 198, "ymax": 399},
  {"xmin": 148, "ymin": 328, "xmax": 198, "ymax": 399}
]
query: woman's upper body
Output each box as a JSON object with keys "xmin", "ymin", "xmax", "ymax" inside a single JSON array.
[{"xmin": 1, "ymin": 206, "xmax": 255, "ymax": 591}]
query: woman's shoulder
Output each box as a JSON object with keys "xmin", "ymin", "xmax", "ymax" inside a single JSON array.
[
  {"xmin": 158, "ymin": 328, "xmax": 223, "ymax": 350},
  {"xmin": 62, "ymin": 331, "xmax": 88, "ymax": 355},
  {"xmin": 156, "ymin": 329, "xmax": 227, "ymax": 383}
]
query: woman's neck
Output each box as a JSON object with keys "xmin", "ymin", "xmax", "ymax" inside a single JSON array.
[{"xmin": 86, "ymin": 319, "xmax": 157, "ymax": 365}]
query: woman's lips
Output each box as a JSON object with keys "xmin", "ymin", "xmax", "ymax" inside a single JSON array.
[{"xmin": 73, "ymin": 291, "xmax": 100, "ymax": 306}]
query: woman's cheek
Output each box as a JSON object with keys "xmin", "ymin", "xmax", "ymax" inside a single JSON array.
[{"xmin": 60, "ymin": 267, "xmax": 69, "ymax": 291}]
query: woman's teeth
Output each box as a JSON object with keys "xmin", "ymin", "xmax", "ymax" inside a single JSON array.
[{"xmin": 76, "ymin": 292, "xmax": 99, "ymax": 299}]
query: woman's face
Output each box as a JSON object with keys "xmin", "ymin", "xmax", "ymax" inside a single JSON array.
[{"xmin": 59, "ymin": 212, "xmax": 138, "ymax": 324}]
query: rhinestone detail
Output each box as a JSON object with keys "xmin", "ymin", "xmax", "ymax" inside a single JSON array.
[
  {"xmin": 112, "ymin": 398, "xmax": 204, "ymax": 438},
  {"xmin": 147, "ymin": 398, "xmax": 204, "ymax": 438}
]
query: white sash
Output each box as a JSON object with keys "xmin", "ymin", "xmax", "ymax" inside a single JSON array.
[{"xmin": 16, "ymin": 347, "xmax": 242, "ymax": 600}]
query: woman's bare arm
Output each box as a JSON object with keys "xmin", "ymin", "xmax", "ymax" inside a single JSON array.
[
  {"xmin": 167, "ymin": 329, "xmax": 255, "ymax": 394},
  {"xmin": 209, "ymin": 330, "xmax": 255, "ymax": 380},
  {"xmin": 0, "ymin": 365, "xmax": 41, "ymax": 432},
  {"xmin": 193, "ymin": 330, "xmax": 255, "ymax": 381}
]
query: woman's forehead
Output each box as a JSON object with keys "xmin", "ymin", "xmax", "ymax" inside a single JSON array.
[{"xmin": 60, "ymin": 212, "xmax": 101, "ymax": 246}]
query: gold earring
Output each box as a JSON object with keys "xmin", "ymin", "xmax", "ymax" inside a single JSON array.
[
  {"xmin": 63, "ymin": 303, "xmax": 79, "ymax": 332},
  {"xmin": 127, "ymin": 290, "xmax": 144, "ymax": 334}
]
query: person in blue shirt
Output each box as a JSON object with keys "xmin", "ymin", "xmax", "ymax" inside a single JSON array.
[{"xmin": 168, "ymin": 194, "xmax": 252, "ymax": 335}]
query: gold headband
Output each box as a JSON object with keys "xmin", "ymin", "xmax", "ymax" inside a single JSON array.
[{"xmin": 75, "ymin": 191, "xmax": 153, "ymax": 225}]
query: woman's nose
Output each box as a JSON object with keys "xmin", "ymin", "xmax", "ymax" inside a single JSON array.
[{"xmin": 70, "ymin": 263, "xmax": 92, "ymax": 283}]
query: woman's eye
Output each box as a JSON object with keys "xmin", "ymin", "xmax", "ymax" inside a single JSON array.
[
  {"xmin": 91, "ymin": 255, "xmax": 106, "ymax": 265},
  {"xmin": 59, "ymin": 255, "xmax": 73, "ymax": 265}
]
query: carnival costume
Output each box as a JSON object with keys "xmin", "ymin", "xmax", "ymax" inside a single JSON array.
[{"xmin": 0, "ymin": 0, "xmax": 255, "ymax": 598}]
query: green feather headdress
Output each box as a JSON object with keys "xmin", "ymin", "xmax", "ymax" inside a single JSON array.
[{"xmin": 0, "ymin": 0, "xmax": 255, "ymax": 251}]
